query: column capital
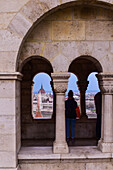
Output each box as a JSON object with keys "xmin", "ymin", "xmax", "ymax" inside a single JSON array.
[
  {"xmin": 77, "ymin": 80, "xmax": 89, "ymax": 92},
  {"xmin": 0, "ymin": 72, "xmax": 23, "ymax": 81},
  {"xmin": 51, "ymin": 73, "xmax": 70, "ymax": 93},
  {"xmin": 96, "ymin": 73, "xmax": 113, "ymax": 94}
]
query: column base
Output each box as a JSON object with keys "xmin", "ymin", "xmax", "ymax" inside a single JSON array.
[
  {"xmin": 53, "ymin": 141, "xmax": 69, "ymax": 154},
  {"xmin": 98, "ymin": 140, "xmax": 113, "ymax": 152}
]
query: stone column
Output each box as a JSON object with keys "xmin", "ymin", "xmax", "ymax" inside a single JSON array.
[
  {"xmin": 77, "ymin": 80, "xmax": 89, "ymax": 118},
  {"xmin": 51, "ymin": 73, "xmax": 70, "ymax": 154},
  {"xmin": 97, "ymin": 73, "xmax": 113, "ymax": 152},
  {"xmin": 0, "ymin": 72, "xmax": 22, "ymax": 169}
]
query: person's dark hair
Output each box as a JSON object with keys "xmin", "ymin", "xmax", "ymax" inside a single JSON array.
[{"xmin": 68, "ymin": 90, "xmax": 73, "ymax": 98}]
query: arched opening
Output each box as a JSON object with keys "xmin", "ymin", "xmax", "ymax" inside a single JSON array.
[
  {"xmin": 20, "ymin": 56, "xmax": 55, "ymax": 146},
  {"xmin": 86, "ymin": 72, "xmax": 100, "ymax": 119},
  {"xmin": 68, "ymin": 56, "xmax": 103, "ymax": 146},
  {"xmin": 32, "ymin": 73, "xmax": 53, "ymax": 119}
]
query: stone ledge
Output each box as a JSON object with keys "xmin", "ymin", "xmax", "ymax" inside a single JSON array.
[
  {"xmin": 18, "ymin": 146, "xmax": 112, "ymax": 161},
  {"xmin": 0, "ymin": 72, "xmax": 23, "ymax": 81}
]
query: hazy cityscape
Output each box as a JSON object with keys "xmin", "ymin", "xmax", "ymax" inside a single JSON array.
[{"xmin": 32, "ymin": 85, "xmax": 97, "ymax": 119}]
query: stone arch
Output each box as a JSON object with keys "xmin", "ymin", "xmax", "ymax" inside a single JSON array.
[
  {"xmin": 68, "ymin": 55, "xmax": 103, "ymax": 145},
  {"xmin": 69, "ymin": 55, "xmax": 103, "ymax": 80},
  {"xmin": 5, "ymin": 0, "xmax": 113, "ymax": 71},
  {"xmin": 20, "ymin": 56, "xmax": 55, "ymax": 146},
  {"xmin": 19, "ymin": 55, "xmax": 53, "ymax": 74}
]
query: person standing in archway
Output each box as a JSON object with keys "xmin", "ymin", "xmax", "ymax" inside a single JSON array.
[
  {"xmin": 65, "ymin": 90, "xmax": 77, "ymax": 142},
  {"xmin": 94, "ymin": 92, "xmax": 102, "ymax": 141}
]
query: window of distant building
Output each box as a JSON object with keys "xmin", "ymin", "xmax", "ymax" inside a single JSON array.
[{"xmin": 32, "ymin": 73, "xmax": 53, "ymax": 119}]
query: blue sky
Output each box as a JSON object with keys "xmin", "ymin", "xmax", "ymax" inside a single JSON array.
[{"xmin": 33, "ymin": 72, "xmax": 100, "ymax": 93}]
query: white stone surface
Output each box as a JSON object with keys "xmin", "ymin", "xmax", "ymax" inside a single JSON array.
[
  {"xmin": 52, "ymin": 53, "xmax": 69, "ymax": 72},
  {"xmin": 18, "ymin": 147, "xmax": 60, "ymax": 160},
  {"xmin": 51, "ymin": 73, "xmax": 70, "ymax": 153},
  {"xmin": 0, "ymin": 151, "xmax": 16, "ymax": 168},
  {"xmin": 86, "ymin": 162, "xmax": 113, "ymax": 170},
  {"xmin": 8, "ymin": 13, "xmax": 32, "ymax": 37},
  {"xmin": 0, "ymin": 52, "xmax": 17, "ymax": 72},
  {"xmin": 0, "ymin": 115, "xmax": 16, "ymax": 135},
  {"xmin": 0, "ymin": 134, "xmax": 15, "ymax": 152},
  {"xmin": 0, "ymin": 0, "xmax": 29, "ymax": 12},
  {"xmin": 0, "ymin": 30, "xmax": 21, "ymax": 51},
  {"xmin": 20, "ymin": 1, "xmax": 45, "ymax": 23},
  {"xmin": 0, "ymin": 13, "xmax": 16, "ymax": 29},
  {"xmin": 18, "ymin": 146, "xmax": 112, "ymax": 160},
  {"xmin": 0, "ymin": 98, "xmax": 15, "ymax": 115},
  {"xmin": 1, "ymin": 1, "xmax": 113, "ymax": 169},
  {"xmin": 0, "ymin": 80, "xmax": 15, "ymax": 98}
]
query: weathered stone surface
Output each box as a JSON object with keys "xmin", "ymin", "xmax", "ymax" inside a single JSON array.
[
  {"xmin": 0, "ymin": 52, "xmax": 17, "ymax": 72},
  {"xmin": 52, "ymin": 21, "xmax": 85, "ymax": 40},
  {"xmin": 8, "ymin": 13, "xmax": 32, "ymax": 37},
  {"xmin": 74, "ymin": 6, "xmax": 96, "ymax": 20},
  {"xmin": 92, "ymin": 41, "xmax": 109, "ymax": 59},
  {"xmin": 0, "ymin": 134, "xmax": 15, "ymax": 152},
  {"xmin": 86, "ymin": 162, "xmax": 113, "ymax": 170},
  {"xmin": 0, "ymin": 98, "xmax": 15, "ymax": 116},
  {"xmin": 110, "ymin": 41, "xmax": 113, "ymax": 54},
  {"xmin": 50, "ymin": 8, "xmax": 72, "ymax": 20},
  {"xmin": 39, "ymin": 0, "xmax": 60, "ymax": 10},
  {"xmin": 27, "ymin": 21, "xmax": 52, "ymax": 41},
  {"xmin": 0, "ymin": 30, "xmax": 21, "ymax": 51},
  {"xmin": 0, "ymin": 115, "xmax": 15, "ymax": 135},
  {"xmin": 0, "ymin": 13, "xmax": 16, "ymax": 29},
  {"xmin": 0, "ymin": 0, "xmax": 29, "ymax": 12},
  {"xmin": 86, "ymin": 21, "xmax": 113, "ymax": 40},
  {"xmin": 20, "ymin": 42, "xmax": 43, "ymax": 63},
  {"xmin": 0, "ymin": 80, "xmax": 15, "ymax": 98},
  {"xmin": 76, "ymin": 41, "xmax": 94, "ymax": 56},
  {"xmin": 52, "ymin": 53, "xmax": 69, "ymax": 72},
  {"xmin": 60, "ymin": 41, "xmax": 78, "ymax": 61},
  {"xmin": 61, "ymin": 0, "xmax": 76, "ymax": 4},
  {"xmin": 0, "ymin": 151, "xmax": 16, "ymax": 168},
  {"xmin": 97, "ymin": 7, "xmax": 113, "ymax": 20},
  {"xmin": 101, "ymin": 53, "xmax": 113, "ymax": 72},
  {"xmin": 80, "ymin": 6, "xmax": 96, "ymax": 19},
  {"xmin": 43, "ymin": 42, "xmax": 60, "ymax": 61},
  {"xmin": 20, "ymin": 1, "xmax": 45, "ymax": 23},
  {"xmin": 20, "ymin": 162, "xmax": 85, "ymax": 170}
]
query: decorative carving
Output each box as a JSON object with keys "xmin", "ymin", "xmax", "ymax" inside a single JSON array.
[
  {"xmin": 51, "ymin": 73, "xmax": 70, "ymax": 93},
  {"xmin": 96, "ymin": 73, "xmax": 113, "ymax": 94},
  {"xmin": 77, "ymin": 81, "xmax": 89, "ymax": 92},
  {"xmin": 53, "ymin": 82, "xmax": 68, "ymax": 93}
]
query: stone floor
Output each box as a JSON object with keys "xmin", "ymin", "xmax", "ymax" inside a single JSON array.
[{"xmin": 18, "ymin": 146, "xmax": 112, "ymax": 160}]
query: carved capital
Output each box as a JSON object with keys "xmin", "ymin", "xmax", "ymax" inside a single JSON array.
[
  {"xmin": 77, "ymin": 80, "xmax": 89, "ymax": 92},
  {"xmin": 96, "ymin": 73, "xmax": 113, "ymax": 94},
  {"xmin": 51, "ymin": 73, "xmax": 70, "ymax": 93}
]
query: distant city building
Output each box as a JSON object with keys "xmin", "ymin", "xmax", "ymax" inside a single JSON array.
[
  {"xmin": 33, "ymin": 84, "xmax": 53, "ymax": 119},
  {"xmin": 33, "ymin": 87, "xmax": 96, "ymax": 119}
]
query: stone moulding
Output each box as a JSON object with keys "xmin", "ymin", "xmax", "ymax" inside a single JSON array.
[
  {"xmin": 96, "ymin": 73, "xmax": 113, "ymax": 94},
  {"xmin": 51, "ymin": 73, "xmax": 70, "ymax": 80},
  {"xmin": 0, "ymin": 72, "xmax": 23, "ymax": 81}
]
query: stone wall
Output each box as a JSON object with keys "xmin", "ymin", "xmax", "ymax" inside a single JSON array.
[
  {"xmin": 20, "ymin": 5, "xmax": 113, "ymax": 73},
  {"xmin": 0, "ymin": 0, "xmax": 113, "ymax": 169},
  {"xmin": 19, "ymin": 160, "xmax": 113, "ymax": 170},
  {"xmin": 20, "ymin": 5, "xmax": 111, "ymax": 144}
]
